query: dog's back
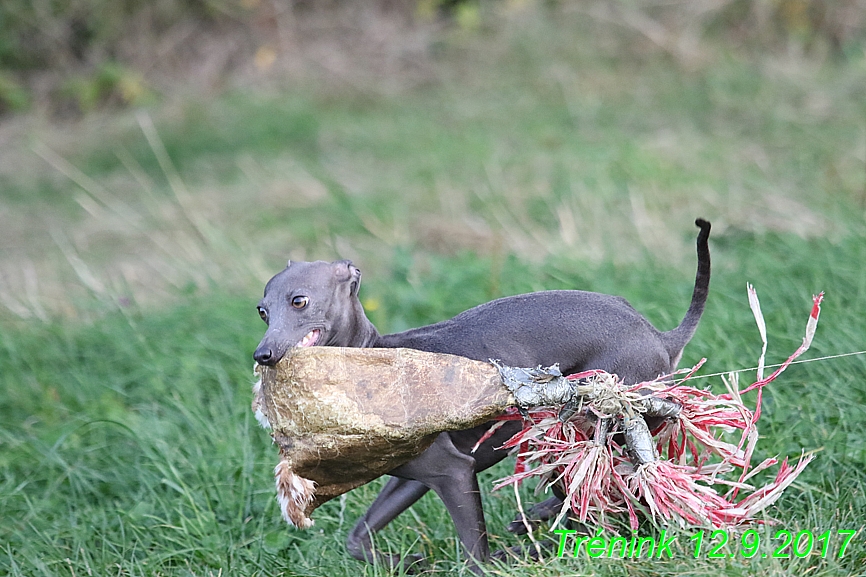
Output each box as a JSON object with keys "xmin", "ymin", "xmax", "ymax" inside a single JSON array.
[
  {"xmin": 377, "ymin": 218, "xmax": 711, "ymax": 384},
  {"xmin": 377, "ymin": 289, "xmax": 672, "ymax": 382}
]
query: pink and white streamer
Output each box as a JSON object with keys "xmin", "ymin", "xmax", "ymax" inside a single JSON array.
[{"xmin": 493, "ymin": 289, "xmax": 822, "ymax": 531}]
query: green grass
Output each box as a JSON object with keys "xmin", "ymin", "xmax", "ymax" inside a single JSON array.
[
  {"xmin": 2, "ymin": 4, "xmax": 866, "ymax": 576},
  {"xmin": 2, "ymin": 237, "xmax": 865, "ymax": 576}
]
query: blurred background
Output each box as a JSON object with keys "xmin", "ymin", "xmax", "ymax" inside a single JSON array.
[
  {"xmin": 2, "ymin": 2, "xmax": 866, "ymax": 576},
  {"xmin": 1, "ymin": 0, "xmax": 864, "ymax": 321}
]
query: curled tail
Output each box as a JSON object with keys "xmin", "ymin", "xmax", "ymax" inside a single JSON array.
[{"xmin": 663, "ymin": 218, "xmax": 711, "ymax": 363}]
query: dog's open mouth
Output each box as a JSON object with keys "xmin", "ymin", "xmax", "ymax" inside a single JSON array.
[{"xmin": 296, "ymin": 329, "xmax": 321, "ymax": 348}]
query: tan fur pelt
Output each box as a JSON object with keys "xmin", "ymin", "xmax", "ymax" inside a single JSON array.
[{"xmin": 255, "ymin": 347, "xmax": 513, "ymax": 526}]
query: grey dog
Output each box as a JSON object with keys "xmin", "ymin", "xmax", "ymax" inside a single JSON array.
[{"xmin": 254, "ymin": 218, "xmax": 711, "ymax": 571}]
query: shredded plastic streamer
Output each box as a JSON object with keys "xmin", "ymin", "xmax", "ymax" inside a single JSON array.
[{"xmin": 491, "ymin": 288, "xmax": 823, "ymax": 531}]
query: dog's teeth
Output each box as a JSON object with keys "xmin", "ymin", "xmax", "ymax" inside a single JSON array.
[{"xmin": 297, "ymin": 330, "xmax": 317, "ymax": 347}]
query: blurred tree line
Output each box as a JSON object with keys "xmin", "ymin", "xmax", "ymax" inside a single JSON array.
[{"xmin": 0, "ymin": 0, "xmax": 863, "ymax": 116}]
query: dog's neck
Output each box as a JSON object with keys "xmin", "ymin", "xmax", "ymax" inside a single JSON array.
[
  {"xmin": 343, "ymin": 300, "xmax": 381, "ymax": 348},
  {"xmin": 355, "ymin": 316, "xmax": 381, "ymax": 347}
]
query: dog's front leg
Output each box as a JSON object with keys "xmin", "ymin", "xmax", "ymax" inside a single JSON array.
[
  {"xmin": 391, "ymin": 432, "xmax": 490, "ymax": 574},
  {"xmin": 347, "ymin": 477, "xmax": 430, "ymax": 571}
]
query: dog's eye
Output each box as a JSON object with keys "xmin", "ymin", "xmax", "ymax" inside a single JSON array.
[
  {"xmin": 292, "ymin": 296, "xmax": 309, "ymax": 309},
  {"xmin": 257, "ymin": 306, "xmax": 268, "ymax": 322}
]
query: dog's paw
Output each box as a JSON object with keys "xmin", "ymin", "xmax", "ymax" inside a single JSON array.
[
  {"xmin": 396, "ymin": 552, "xmax": 426, "ymax": 574},
  {"xmin": 506, "ymin": 496, "xmax": 562, "ymax": 534},
  {"xmin": 506, "ymin": 513, "xmax": 542, "ymax": 535}
]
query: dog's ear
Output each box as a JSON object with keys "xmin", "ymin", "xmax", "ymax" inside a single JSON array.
[
  {"xmin": 349, "ymin": 264, "xmax": 362, "ymax": 297},
  {"xmin": 334, "ymin": 260, "xmax": 362, "ymax": 297}
]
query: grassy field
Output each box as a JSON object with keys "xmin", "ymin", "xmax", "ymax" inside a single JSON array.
[{"xmin": 2, "ymin": 5, "xmax": 866, "ymax": 576}]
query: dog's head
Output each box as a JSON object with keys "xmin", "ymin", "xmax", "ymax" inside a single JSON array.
[{"xmin": 253, "ymin": 259, "xmax": 364, "ymax": 366}]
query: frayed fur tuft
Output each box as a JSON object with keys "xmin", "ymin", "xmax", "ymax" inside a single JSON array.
[
  {"xmin": 274, "ymin": 459, "xmax": 316, "ymax": 529},
  {"xmin": 251, "ymin": 376, "xmax": 271, "ymax": 429}
]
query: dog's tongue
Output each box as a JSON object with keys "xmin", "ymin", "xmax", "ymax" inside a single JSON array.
[{"xmin": 296, "ymin": 329, "xmax": 320, "ymax": 348}]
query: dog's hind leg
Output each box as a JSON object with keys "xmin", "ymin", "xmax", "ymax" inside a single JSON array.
[
  {"xmin": 506, "ymin": 495, "xmax": 562, "ymax": 534},
  {"xmin": 346, "ymin": 477, "xmax": 429, "ymax": 570},
  {"xmin": 348, "ymin": 432, "xmax": 491, "ymax": 573},
  {"xmin": 387, "ymin": 432, "xmax": 490, "ymax": 574}
]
